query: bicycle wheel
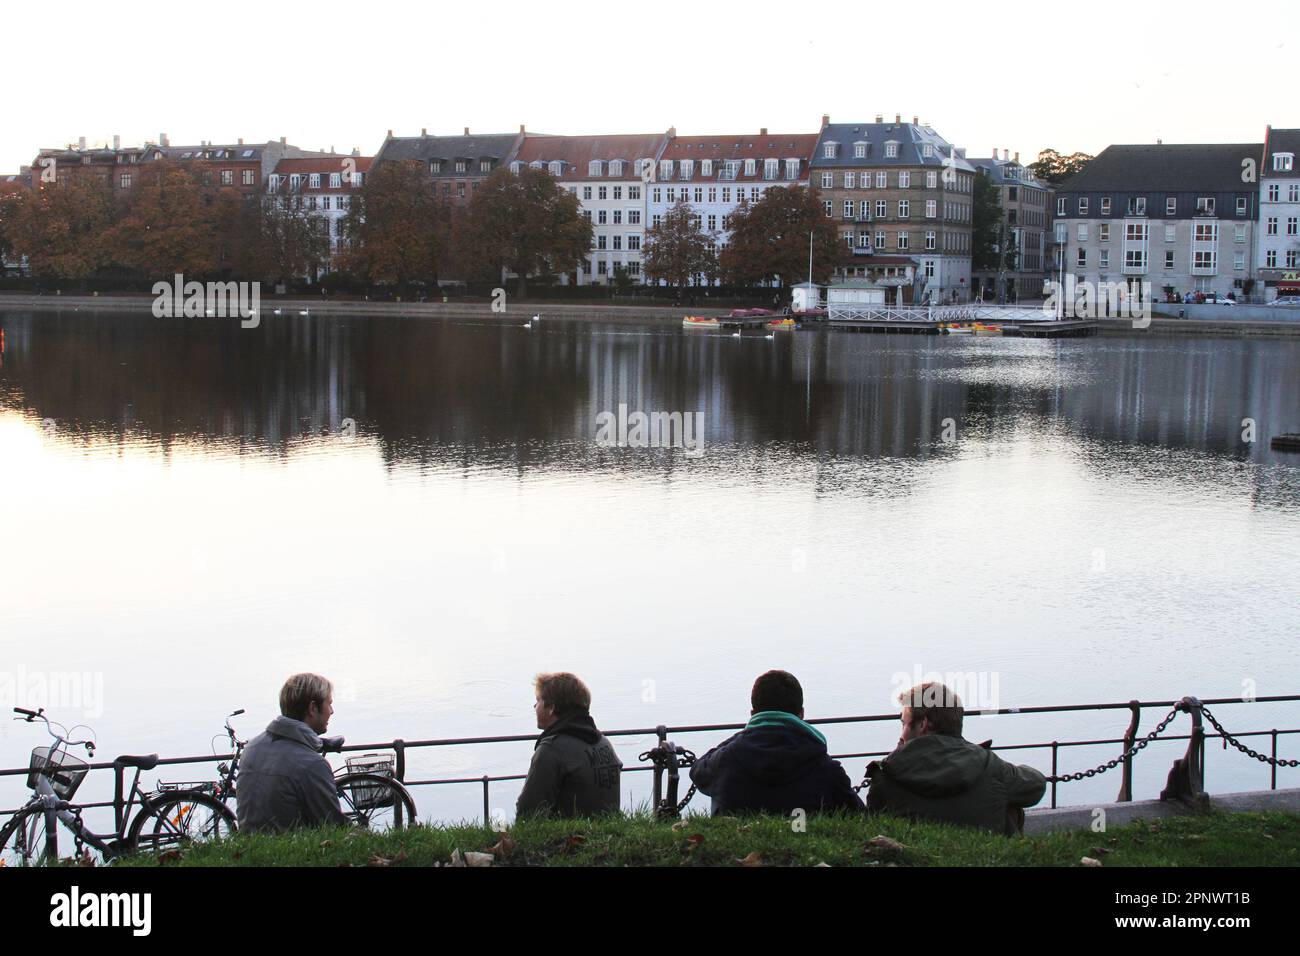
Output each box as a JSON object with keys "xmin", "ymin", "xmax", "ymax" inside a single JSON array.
[
  {"xmin": 126, "ymin": 791, "xmax": 237, "ymax": 855},
  {"xmin": 334, "ymin": 773, "xmax": 418, "ymax": 831},
  {"xmin": 0, "ymin": 805, "xmax": 58, "ymax": 866}
]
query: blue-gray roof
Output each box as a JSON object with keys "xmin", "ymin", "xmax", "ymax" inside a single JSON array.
[{"xmin": 811, "ymin": 122, "xmax": 975, "ymax": 172}]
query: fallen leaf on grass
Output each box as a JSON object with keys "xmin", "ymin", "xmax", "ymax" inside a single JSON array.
[
  {"xmin": 559, "ymin": 834, "xmax": 587, "ymax": 855},
  {"xmin": 1080, "ymin": 856, "xmax": 1103, "ymax": 867},
  {"xmin": 464, "ymin": 851, "xmax": 494, "ymax": 867},
  {"xmin": 319, "ymin": 840, "xmax": 333, "ymax": 848},
  {"xmin": 368, "ymin": 850, "xmax": 408, "ymax": 867},
  {"xmin": 485, "ymin": 832, "xmax": 516, "ymax": 859},
  {"xmin": 1089, "ymin": 846, "xmax": 1112, "ymax": 856},
  {"xmin": 670, "ymin": 820, "xmax": 689, "ymax": 831},
  {"xmin": 737, "ymin": 851, "xmax": 764, "ymax": 867},
  {"xmin": 75, "ymin": 852, "xmax": 96, "ymax": 868},
  {"xmin": 157, "ymin": 849, "xmax": 184, "ymax": 865},
  {"xmin": 865, "ymin": 835, "xmax": 908, "ymax": 854},
  {"xmin": 684, "ymin": 834, "xmax": 705, "ymax": 852}
]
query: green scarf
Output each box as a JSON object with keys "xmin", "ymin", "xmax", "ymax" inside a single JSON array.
[{"xmin": 745, "ymin": 710, "xmax": 827, "ymax": 745}]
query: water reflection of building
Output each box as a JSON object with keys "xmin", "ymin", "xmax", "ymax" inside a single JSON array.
[{"xmin": 0, "ymin": 310, "xmax": 1295, "ymax": 507}]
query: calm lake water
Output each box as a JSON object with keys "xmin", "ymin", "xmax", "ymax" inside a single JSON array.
[{"xmin": 1, "ymin": 307, "xmax": 1297, "ymax": 824}]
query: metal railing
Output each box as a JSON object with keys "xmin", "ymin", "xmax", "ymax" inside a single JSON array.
[{"xmin": 2, "ymin": 695, "xmax": 1295, "ymax": 826}]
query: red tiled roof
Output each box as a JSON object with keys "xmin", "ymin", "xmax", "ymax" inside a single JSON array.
[
  {"xmin": 273, "ymin": 157, "xmax": 372, "ymax": 175},
  {"xmin": 662, "ymin": 133, "xmax": 819, "ymax": 162},
  {"xmin": 514, "ymin": 134, "xmax": 666, "ymax": 181}
]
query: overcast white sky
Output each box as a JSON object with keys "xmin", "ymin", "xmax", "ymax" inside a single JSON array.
[{"xmin": 4, "ymin": 0, "xmax": 1296, "ymax": 172}]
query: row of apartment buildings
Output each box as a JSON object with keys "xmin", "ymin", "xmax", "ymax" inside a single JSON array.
[{"xmin": 6, "ymin": 123, "xmax": 1299, "ymax": 302}]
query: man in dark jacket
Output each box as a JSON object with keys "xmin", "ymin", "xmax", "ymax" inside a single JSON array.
[
  {"xmin": 236, "ymin": 673, "xmax": 348, "ymax": 835},
  {"xmin": 866, "ymin": 682, "xmax": 1046, "ymax": 835},
  {"xmin": 516, "ymin": 672, "xmax": 622, "ymax": 818},
  {"xmin": 689, "ymin": 670, "xmax": 863, "ymax": 816}
]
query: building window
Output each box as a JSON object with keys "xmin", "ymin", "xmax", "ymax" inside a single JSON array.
[
  {"xmin": 700, "ymin": 159, "xmax": 712, "ymax": 177},
  {"xmin": 750, "ymin": 187, "xmax": 760, "ymax": 201},
  {"xmin": 1273, "ymin": 152, "xmax": 1295, "ymax": 171},
  {"xmin": 221, "ymin": 169, "xmax": 234, "ymax": 185},
  {"xmin": 598, "ymin": 186, "xmax": 607, "ymax": 200},
  {"xmin": 119, "ymin": 173, "xmax": 131, "ymax": 188},
  {"xmin": 1078, "ymin": 198, "xmax": 1089, "ymax": 215},
  {"xmin": 897, "ymin": 232, "xmax": 908, "ymax": 250},
  {"xmin": 243, "ymin": 169, "xmax": 255, "ymax": 186},
  {"xmin": 1164, "ymin": 225, "xmax": 1175, "ymax": 242},
  {"xmin": 1233, "ymin": 224, "xmax": 1245, "ymax": 243},
  {"xmin": 597, "ymin": 210, "xmax": 607, "ymax": 224},
  {"xmin": 885, "ymin": 142, "xmax": 898, "ymax": 158},
  {"xmin": 628, "ymin": 209, "xmax": 641, "ymax": 225},
  {"xmin": 1289, "ymin": 250, "xmax": 1300, "ymax": 268},
  {"xmin": 1289, "ymin": 184, "xmax": 1300, "ymax": 203},
  {"xmin": 612, "ymin": 235, "xmax": 622, "ymax": 250},
  {"xmin": 785, "ymin": 160, "xmax": 799, "ymax": 180},
  {"xmin": 694, "ymin": 188, "xmax": 703, "ymax": 203},
  {"xmin": 628, "ymin": 235, "xmax": 641, "ymax": 250},
  {"xmin": 583, "ymin": 186, "xmax": 592, "ymax": 200},
  {"xmin": 1165, "ymin": 251, "xmax": 1175, "ymax": 269},
  {"xmin": 898, "ymin": 200, "xmax": 909, "ymax": 218},
  {"xmin": 925, "ymin": 231, "xmax": 936, "ymax": 250},
  {"xmin": 457, "ymin": 182, "xmax": 465, "ymax": 198},
  {"xmin": 1099, "ymin": 223, "xmax": 1110, "ymax": 241},
  {"xmin": 823, "ymin": 143, "xmax": 837, "ymax": 159},
  {"xmin": 876, "ymin": 172, "xmax": 887, "ymax": 189},
  {"xmin": 843, "ymin": 200, "xmax": 855, "ymax": 218},
  {"xmin": 1266, "ymin": 249, "xmax": 1277, "ymax": 268},
  {"xmin": 844, "ymin": 172, "xmax": 856, "ymax": 189},
  {"xmin": 707, "ymin": 187, "xmax": 716, "ymax": 202},
  {"xmin": 1126, "ymin": 197, "xmax": 1145, "ymax": 215},
  {"xmin": 823, "ymin": 200, "xmax": 832, "ymax": 217},
  {"xmin": 629, "ymin": 185, "xmax": 641, "ymax": 200},
  {"xmin": 1077, "ymin": 224, "xmax": 1088, "ymax": 241},
  {"xmin": 613, "ymin": 186, "xmax": 622, "ymax": 200},
  {"xmin": 899, "ymin": 171, "xmax": 910, "ymax": 188},
  {"xmin": 1100, "ymin": 250, "xmax": 1110, "ymax": 268},
  {"xmin": 1288, "ymin": 217, "xmax": 1298, "ymax": 236},
  {"xmin": 1077, "ymin": 248, "xmax": 1087, "ymax": 267},
  {"xmin": 1267, "ymin": 217, "xmax": 1278, "ymax": 235},
  {"xmin": 744, "ymin": 159, "xmax": 756, "ymax": 176},
  {"xmin": 613, "ymin": 210, "xmax": 622, "ymax": 224},
  {"xmin": 926, "ymin": 171, "xmax": 937, "ymax": 189},
  {"xmin": 596, "ymin": 235, "xmax": 606, "ymax": 249},
  {"xmin": 1057, "ymin": 197, "xmax": 1066, "ymax": 216},
  {"xmin": 707, "ymin": 214, "xmax": 716, "ymax": 231},
  {"xmin": 875, "ymin": 231, "xmax": 886, "ymax": 248},
  {"xmin": 1100, "ymin": 197, "xmax": 1111, "ymax": 215},
  {"xmin": 854, "ymin": 143, "xmax": 866, "ymax": 158},
  {"xmin": 764, "ymin": 159, "xmax": 778, "ymax": 180},
  {"xmin": 721, "ymin": 188, "xmax": 730, "ymax": 203},
  {"xmin": 875, "ymin": 200, "xmax": 887, "ymax": 218},
  {"xmin": 1196, "ymin": 197, "xmax": 1215, "ymax": 215},
  {"xmin": 926, "ymin": 200, "xmax": 936, "ymax": 218}
]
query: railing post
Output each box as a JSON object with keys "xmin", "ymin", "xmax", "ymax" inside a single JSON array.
[
  {"xmin": 1050, "ymin": 742, "xmax": 1058, "ymax": 809},
  {"xmin": 1118, "ymin": 701, "xmax": 1140, "ymax": 802},
  {"xmin": 392, "ymin": 739, "xmax": 406, "ymax": 783},
  {"xmin": 482, "ymin": 775, "xmax": 491, "ymax": 827},
  {"xmin": 1160, "ymin": 697, "xmax": 1209, "ymax": 808},
  {"xmin": 1271, "ymin": 730, "xmax": 1278, "ymax": 791}
]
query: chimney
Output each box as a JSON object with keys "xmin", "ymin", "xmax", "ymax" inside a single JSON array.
[
  {"xmin": 1014, "ymin": 151, "xmax": 1019, "ymax": 163},
  {"xmin": 519, "ymin": 124, "xmax": 525, "ymax": 134},
  {"xmin": 895, "ymin": 113, "xmax": 901, "ymax": 124},
  {"xmin": 463, "ymin": 127, "xmax": 469, "ymax": 136},
  {"xmin": 238, "ymin": 137, "xmax": 244, "ymax": 145},
  {"xmin": 1003, "ymin": 149, "xmax": 1009, "ymax": 161},
  {"xmin": 821, "ymin": 114, "xmax": 830, "ymax": 129},
  {"xmin": 160, "ymin": 133, "xmax": 168, "ymax": 147},
  {"xmin": 421, "ymin": 128, "xmax": 427, "ymax": 137},
  {"xmin": 667, "ymin": 126, "xmax": 677, "ymax": 138},
  {"xmin": 387, "ymin": 129, "xmax": 393, "ymax": 138},
  {"xmin": 760, "ymin": 127, "xmax": 768, "ymax": 136},
  {"xmin": 1156, "ymin": 138, "xmax": 1163, "ymax": 145},
  {"xmin": 78, "ymin": 136, "xmax": 86, "ymax": 150},
  {"xmin": 112, "ymin": 134, "xmax": 120, "ymax": 150},
  {"xmin": 329, "ymin": 145, "xmax": 335, "ymax": 153},
  {"xmin": 280, "ymin": 136, "xmax": 286, "ymax": 145},
  {"xmin": 912, "ymin": 115, "xmax": 918, "ymax": 125},
  {"xmin": 993, "ymin": 147, "xmax": 997, "ymax": 159},
  {"xmin": 352, "ymin": 147, "xmax": 360, "ymax": 157},
  {"xmin": 875, "ymin": 114, "xmax": 883, "ymax": 123}
]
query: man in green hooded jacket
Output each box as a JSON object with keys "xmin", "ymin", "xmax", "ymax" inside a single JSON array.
[{"xmin": 866, "ymin": 681, "xmax": 1045, "ymax": 835}]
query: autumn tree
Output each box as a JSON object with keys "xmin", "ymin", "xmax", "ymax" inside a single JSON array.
[
  {"xmin": 9, "ymin": 176, "xmax": 115, "ymax": 280},
  {"xmin": 720, "ymin": 185, "xmax": 838, "ymax": 287},
  {"xmin": 105, "ymin": 161, "xmax": 218, "ymax": 278},
  {"xmin": 643, "ymin": 200, "xmax": 717, "ymax": 293},
  {"xmin": 971, "ymin": 170, "xmax": 1005, "ymax": 273},
  {"xmin": 0, "ymin": 187, "xmax": 23, "ymax": 271},
  {"xmin": 460, "ymin": 167, "xmax": 591, "ymax": 298},
  {"xmin": 341, "ymin": 159, "xmax": 452, "ymax": 295},
  {"xmin": 257, "ymin": 185, "xmax": 331, "ymax": 286},
  {"xmin": 1028, "ymin": 149, "xmax": 1094, "ymax": 186}
]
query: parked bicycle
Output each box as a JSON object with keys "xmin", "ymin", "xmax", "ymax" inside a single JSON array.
[
  {"xmin": 153, "ymin": 708, "xmax": 419, "ymax": 832},
  {"xmin": 0, "ymin": 707, "xmax": 235, "ymax": 866}
]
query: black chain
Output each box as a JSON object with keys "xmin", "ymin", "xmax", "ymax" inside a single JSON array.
[
  {"xmin": 639, "ymin": 745, "xmax": 698, "ymax": 814},
  {"xmin": 1202, "ymin": 706, "xmax": 1300, "ymax": 768},
  {"xmin": 1046, "ymin": 703, "xmax": 1185, "ymax": 783}
]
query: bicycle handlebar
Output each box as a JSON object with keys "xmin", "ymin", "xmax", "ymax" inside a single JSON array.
[
  {"xmin": 13, "ymin": 706, "xmax": 39, "ymax": 719},
  {"xmin": 320, "ymin": 735, "xmax": 345, "ymax": 753}
]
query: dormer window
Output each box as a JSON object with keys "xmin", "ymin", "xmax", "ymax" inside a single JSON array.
[
  {"xmin": 744, "ymin": 158, "xmax": 756, "ymax": 176},
  {"xmin": 884, "ymin": 141, "xmax": 899, "ymax": 158},
  {"xmin": 1274, "ymin": 152, "xmax": 1295, "ymax": 172},
  {"xmin": 680, "ymin": 159, "xmax": 694, "ymax": 180},
  {"xmin": 922, "ymin": 144, "xmax": 934, "ymax": 158},
  {"xmin": 480, "ymin": 159, "xmax": 492, "ymax": 173},
  {"xmin": 329, "ymin": 173, "xmax": 341, "ymax": 188},
  {"xmin": 549, "ymin": 160, "xmax": 563, "ymax": 176},
  {"xmin": 853, "ymin": 142, "xmax": 867, "ymax": 159},
  {"xmin": 510, "ymin": 161, "xmax": 522, "ymax": 175},
  {"xmin": 609, "ymin": 159, "xmax": 623, "ymax": 177},
  {"xmin": 530, "ymin": 160, "xmax": 544, "ymax": 170},
  {"xmin": 309, "ymin": 173, "xmax": 321, "ymax": 188},
  {"xmin": 764, "ymin": 159, "xmax": 778, "ymax": 180},
  {"xmin": 431, "ymin": 160, "xmax": 442, "ymax": 173},
  {"xmin": 588, "ymin": 159, "xmax": 603, "ymax": 177},
  {"xmin": 455, "ymin": 160, "xmax": 467, "ymax": 173},
  {"xmin": 785, "ymin": 159, "xmax": 799, "ymax": 180},
  {"xmin": 823, "ymin": 142, "xmax": 838, "ymax": 159},
  {"xmin": 660, "ymin": 159, "xmax": 673, "ymax": 180},
  {"xmin": 289, "ymin": 174, "xmax": 301, "ymax": 189},
  {"xmin": 701, "ymin": 159, "xmax": 712, "ymax": 177}
]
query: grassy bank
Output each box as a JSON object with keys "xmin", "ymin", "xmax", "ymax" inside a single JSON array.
[{"xmin": 114, "ymin": 809, "xmax": 1300, "ymax": 867}]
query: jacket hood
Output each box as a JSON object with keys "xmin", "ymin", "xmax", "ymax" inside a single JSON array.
[
  {"xmin": 265, "ymin": 715, "xmax": 323, "ymax": 751},
  {"xmin": 880, "ymin": 733, "xmax": 991, "ymax": 798},
  {"xmin": 725, "ymin": 723, "xmax": 831, "ymax": 786},
  {"xmin": 537, "ymin": 711, "xmax": 602, "ymax": 748}
]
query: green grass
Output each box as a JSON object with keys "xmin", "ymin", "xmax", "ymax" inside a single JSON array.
[{"xmin": 110, "ymin": 810, "xmax": 1300, "ymax": 867}]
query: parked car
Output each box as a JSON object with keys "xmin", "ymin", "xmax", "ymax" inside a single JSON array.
[
  {"xmin": 1267, "ymin": 296, "xmax": 1300, "ymax": 307},
  {"xmin": 1202, "ymin": 293, "xmax": 1236, "ymax": 304}
]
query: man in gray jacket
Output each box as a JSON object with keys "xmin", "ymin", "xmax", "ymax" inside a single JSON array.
[
  {"xmin": 236, "ymin": 673, "xmax": 348, "ymax": 834},
  {"xmin": 866, "ymin": 681, "xmax": 1046, "ymax": 835},
  {"xmin": 516, "ymin": 672, "xmax": 622, "ymax": 818}
]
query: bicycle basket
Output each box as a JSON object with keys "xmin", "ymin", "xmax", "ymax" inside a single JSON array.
[
  {"xmin": 27, "ymin": 746, "xmax": 90, "ymax": 800},
  {"xmin": 341, "ymin": 755, "xmax": 395, "ymax": 811},
  {"xmin": 157, "ymin": 780, "xmax": 218, "ymax": 796}
]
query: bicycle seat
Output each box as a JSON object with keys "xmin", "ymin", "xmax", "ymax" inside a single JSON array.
[{"xmin": 114, "ymin": 753, "xmax": 159, "ymax": 770}]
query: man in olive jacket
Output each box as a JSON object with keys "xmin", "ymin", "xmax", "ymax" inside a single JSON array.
[
  {"xmin": 516, "ymin": 672, "xmax": 622, "ymax": 818},
  {"xmin": 866, "ymin": 682, "xmax": 1046, "ymax": 835}
]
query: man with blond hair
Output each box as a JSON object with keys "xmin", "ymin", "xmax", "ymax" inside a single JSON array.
[
  {"xmin": 865, "ymin": 681, "xmax": 1046, "ymax": 835},
  {"xmin": 235, "ymin": 672, "xmax": 347, "ymax": 834},
  {"xmin": 516, "ymin": 672, "xmax": 622, "ymax": 818}
]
